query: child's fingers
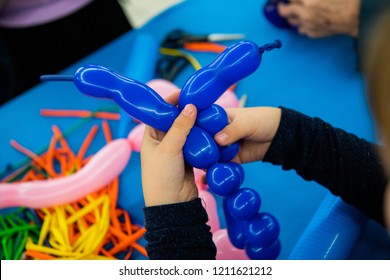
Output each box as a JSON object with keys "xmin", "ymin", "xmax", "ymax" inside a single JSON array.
[
  {"xmin": 215, "ymin": 107, "xmax": 281, "ymax": 147},
  {"xmin": 214, "ymin": 109, "xmax": 252, "ymax": 146}
]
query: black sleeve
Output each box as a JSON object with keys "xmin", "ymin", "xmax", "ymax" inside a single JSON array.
[
  {"xmin": 263, "ymin": 107, "xmax": 387, "ymax": 226},
  {"xmin": 143, "ymin": 198, "xmax": 217, "ymax": 260}
]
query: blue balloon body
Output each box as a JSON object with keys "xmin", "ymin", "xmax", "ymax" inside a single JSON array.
[
  {"xmin": 178, "ymin": 41, "xmax": 262, "ymax": 111},
  {"xmin": 42, "ymin": 39, "xmax": 283, "ymax": 260},
  {"xmin": 228, "ymin": 188, "xmax": 261, "ymax": 220},
  {"xmin": 74, "ymin": 65, "xmax": 179, "ymax": 132}
]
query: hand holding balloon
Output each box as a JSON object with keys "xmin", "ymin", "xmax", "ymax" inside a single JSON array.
[
  {"xmin": 127, "ymin": 81, "xmax": 241, "ymax": 153},
  {"xmin": 41, "ymin": 40, "xmax": 281, "ymax": 170},
  {"xmin": 214, "ymin": 107, "xmax": 282, "ymax": 164},
  {"xmin": 40, "ymin": 39, "xmax": 283, "ymax": 259},
  {"xmin": 141, "ymin": 98, "xmax": 200, "ymax": 207}
]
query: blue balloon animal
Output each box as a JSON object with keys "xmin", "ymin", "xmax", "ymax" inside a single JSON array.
[{"xmin": 41, "ymin": 39, "xmax": 282, "ymax": 259}]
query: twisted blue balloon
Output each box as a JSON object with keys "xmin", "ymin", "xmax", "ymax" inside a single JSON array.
[{"xmin": 41, "ymin": 39, "xmax": 283, "ymax": 259}]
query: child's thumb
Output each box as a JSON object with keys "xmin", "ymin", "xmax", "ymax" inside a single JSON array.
[{"xmin": 159, "ymin": 104, "xmax": 197, "ymax": 153}]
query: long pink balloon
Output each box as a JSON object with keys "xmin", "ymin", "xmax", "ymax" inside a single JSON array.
[
  {"xmin": 128, "ymin": 123, "xmax": 145, "ymax": 152},
  {"xmin": 198, "ymin": 190, "xmax": 220, "ymax": 233},
  {"xmin": 194, "ymin": 168, "xmax": 208, "ymax": 190},
  {"xmin": 196, "ymin": 169, "xmax": 248, "ymax": 259},
  {"xmin": 0, "ymin": 139, "xmax": 132, "ymax": 209},
  {"xmin": 215, "ymin": 88, "xmax": 240, "ymax": 108},
  {"xmin": 213, "ymin": 229, "xmax": 249, "ymax": 260},
  {"xmin": 147, "ymin": 79, "xmax": 180, "ymax": 98}
]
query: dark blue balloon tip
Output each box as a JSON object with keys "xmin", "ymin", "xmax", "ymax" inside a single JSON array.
[
  {"xmin": 40, "ymin": 75, "xmax": 74, "ymax": 82},
  {"xmin": 259, "ymin": 40, "xmax": 282, "ymax": 53}
]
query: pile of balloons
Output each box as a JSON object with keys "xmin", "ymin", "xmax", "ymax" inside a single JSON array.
[
  {"xmin": 0, "ymin": 120, "xmax": 147, "ymax": 259},
  {"xmin": 41, "ymin": 39, "xmax": 283, "ymax": 259}
]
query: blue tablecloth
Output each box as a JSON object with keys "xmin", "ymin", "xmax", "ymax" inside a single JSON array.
[{"xmin": 1, "ymin": 0, "xmax": 389, "ymax": 259}]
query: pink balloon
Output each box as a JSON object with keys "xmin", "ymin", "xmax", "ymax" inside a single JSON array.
[
  {"xmin": 193, "ymin": 168, "xmax": 208, "ymax": 190},
  {"xmin": 147, "ymin": 79, "xmax": 180, "ymax": 99},
  {"xmin": 128, "ymin": 123, "xmax": 145, "ymax": 152},
  {"xmin": 215, "ymin": 89, "xmax": 240, "ymax": 108},
  {"xmin": 198, "ymin": 190, "xmax": 220, "ymax": 233},
  {"xmin": 213, "ymin": 229, "xmax": 249, "ymax": 260},
  {"xmin": 0, "ymin": 139, "xmax": 132, "ymax": 209}
]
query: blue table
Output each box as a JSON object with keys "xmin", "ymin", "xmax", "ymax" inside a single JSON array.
[{"xmin": 1, "ymin": 0, "xmax": 389, "ymax": 259}]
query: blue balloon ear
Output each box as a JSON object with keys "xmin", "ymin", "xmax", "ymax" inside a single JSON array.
[
  {"xmin": 72, "ymin": 64, "xmax": 181, "ymax": 132},
  {"xmin": 178, "ymin": 41, "xmax": 263, "ymax": 111},
  {"xmin": 73, "ymin": 65, "xmax": 118, "ymax": 99}
]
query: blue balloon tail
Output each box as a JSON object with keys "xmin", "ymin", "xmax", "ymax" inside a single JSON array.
[
  {"xmin": 40, "ymin": 75, "xmax": 74, "ymax": 82},
  {"xmin": 259, "ymin": 40, "xmax": 282, "ymax": 53}
]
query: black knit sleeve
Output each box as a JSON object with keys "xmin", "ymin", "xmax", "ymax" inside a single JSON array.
[
  {"xmin": 143, "ymin": 198, "xmax": 217, "ymax": 260},
  {"xmin": 263, "ymin": 107, "xmax": 387, "ymax": 226}
]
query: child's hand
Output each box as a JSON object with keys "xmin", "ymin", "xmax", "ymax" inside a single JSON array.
[
  {"xmin": 141, "ymin": 92, "xmax": 198, "ymax": 207},
  {"xmin": 214, "ymin": 107, "xmax": 282, "ymax": 164}
]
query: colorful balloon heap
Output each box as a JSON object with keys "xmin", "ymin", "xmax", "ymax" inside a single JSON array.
[{"xmin": 41, "ymin": 39, "xmax": 282, "ymax": 259}]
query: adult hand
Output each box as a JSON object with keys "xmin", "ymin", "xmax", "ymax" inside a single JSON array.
[
  {"xmin": 141, "ymin": 92, "xmax": 198, "ymax": 207},
  {"xmin": 278, "ymin": 0, "xmax": 361, "ymax": 38},
  {"xmin": 214, "ymin": 107, "xmax": 282, "ymax": 164}
]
